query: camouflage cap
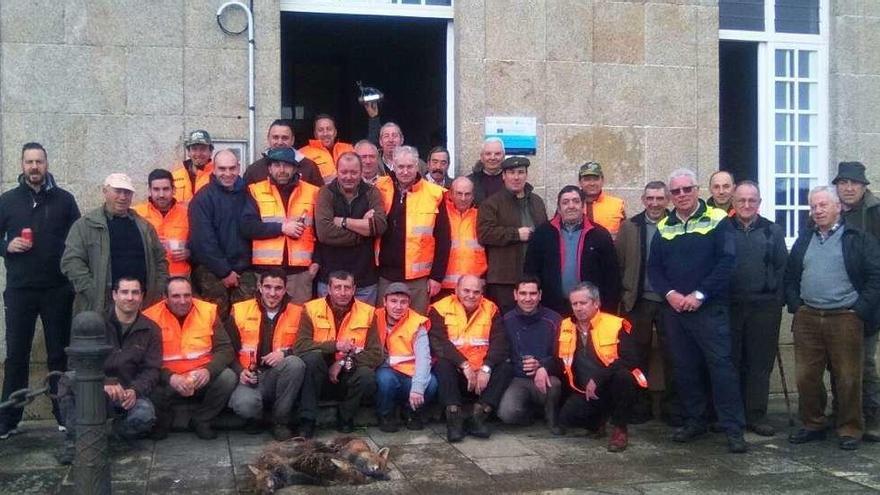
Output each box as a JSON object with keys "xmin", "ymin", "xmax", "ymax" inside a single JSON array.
[
  {"xmin": 578, "ymin": 161, "xmax": 603, "ymax": 178},
  {"xmin": 186, "ymin": 130, "xmax": 213, "ymax": 147}
]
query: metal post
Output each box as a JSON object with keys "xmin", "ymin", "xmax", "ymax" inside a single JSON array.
[
  {"xmin": 216, "ymin": 1, "xmax": 256, "ymax": 165},
  {"xmin": 66, "ymin": 311, "xmax": 113, "ymax": 495}
]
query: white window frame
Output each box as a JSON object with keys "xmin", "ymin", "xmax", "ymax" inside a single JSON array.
[{"xmin": 720, "ymin": 0, "xmax": 829, "ymax": 242}]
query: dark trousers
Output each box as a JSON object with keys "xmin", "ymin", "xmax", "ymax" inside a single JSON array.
[
  {"xmin": 560, "ymin": 367, "xmax": 639, "ymax": 429},
  {"xmin": 793, "ymin": 306, "xmax": 864, "ymax": 438},
  {"xmin": 434, "ymin": 359, "xmax": 514, "ymax": 410},
  {"xmin": 626, "ymin": 298, "xmax": 680, "ymax": 420},
  {"xmin": 862, "ymin": 332, "xmax": 880, "ymax": 423},
  {"xmin": 192, "ymin": 265, "xmax": 257, "ymax": 318},
  {"xmin": 150, "ymin": 368, "xmax": 237, "ymax": 424},
  {"xmin": 298, "ymin": 351, "xmax": 376, "ymax": 423},
  {"xmin": 663, "ymin": 302, "xmax": 745, "ymax": 434},
  {"xmin": 485, "ymin": 284, "xmax": 516, "ymax": 313},
  {"xmin": 729, "ymin": 301, "xmax": 782, "ymax": 424},
  {"xmin": 1, "ymin": 285, "xmax": 73, "ymax": 427}
]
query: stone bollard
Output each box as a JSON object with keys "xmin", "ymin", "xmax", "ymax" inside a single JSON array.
[{"xmin": 66, "ymin": 311, "xmax": 113, "ymax": 495}]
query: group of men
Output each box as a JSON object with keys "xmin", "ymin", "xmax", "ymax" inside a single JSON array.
[{"xmin": 1, "ymin": 112, "xmax": 879, "ymax": 463}]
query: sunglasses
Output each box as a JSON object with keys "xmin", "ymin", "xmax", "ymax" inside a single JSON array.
[{"xmin": 669, "ymin": 186, "xmax": 696, "ymax": 196}]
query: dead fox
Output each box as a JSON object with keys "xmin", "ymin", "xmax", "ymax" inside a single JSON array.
[{"xmin": 332, "ymin": 436, "xmax": 391, "ymax": 480}]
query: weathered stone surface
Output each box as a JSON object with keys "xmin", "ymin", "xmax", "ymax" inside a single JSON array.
[
  {"xmin": 454, "ymin": 121, "xmax": 485, "ymax": 177},
  {"xmin": 862, "ymin": 18, "xmax": 880, "ymax": 77},
  {"xmin": 592, "ymin": 126, "xmax": 645, "ymax": 188},
  {"xmin": 0, "ymin": 0, "xmax": 65, "ymax": 44},
  {"xmin": 697, "ymin": 125, "xmax": 720, "ymax": 174},
  {"xmin": 646, "ymin": 127, "xmax": 698, "ymax": 178},
  {"xmin": 593, "ymin": 64, "xmax": 646, "ymax": 126},
  {"xmin": 65, "ymin": 0, "xmax": 183, "ymax": 47},
  {"xmin": 695, "ymin": 5, "xmax": 719, "ymax": 68},
  {"xmin": 545, "ymin": 124, "xmax": 593, "ymax": 191},
  {"xmin": 485, "ymin": 60, "xmax": 545, "ymax": 120},
  {"xmin": 833, "ymin": 0, "xmax": 861, "ymax": 16},
  {"xmin": 546, "ymin": 0, "xmax": 592, "ymax": 62},
  {"xmin": 644, "ymin": 65, "xmax": 697, "ymax": 128},
  {"xmin": 185, "ymin": 0, "xmax": 250, "ymax": 49},
  {"xmin": 127, "ymin": 47, "xmax": 184, "ymax": 115},
  {"xmin": 457, "ymin": 57, "xmax": 486, "ymax": 125},
  {"xmin": 455, "ymin": 0, "xmax": 486, "ymax": 60},
  {"xmin": 486, "ymin": 0, "xmax": 545, "ymax": 61},
  {"xmin": 545, "ymin": 62, "xmax": 593, "ymax": 125},
  {"xmin": 450, "ymin": 431, "xmax": 537, "ymax": 458},
  {"xmin": 830, "ymin": 16, "xmax": 861, "ymax": 74},
  {"xmin": 184, "ymin": 48, "xmax": 248, "ymax": 117},
  {"xmin": 594, "ymin": 2, "xmax": 645, "ymax": 65},
  {"xmin": 697, "ymin": 65, "xmax": 720, "ymax": 130},
  {"xmin": 392, "ymin": 443, "xmax": 494, "ymax": 486},
  {"xmin": 831, "ymin": 74, "xmax": 862, "ymax": 132},
  {"xmin": 858, "ymin": 75, "xmax": 880, "ymax": 133},
  {"xmin": 858, "ymin": 133, "xmax": 880, "ymax": 184},
  {"xmin": 646, "ymin": 3, "xmax": 697, "ymax": 67}
]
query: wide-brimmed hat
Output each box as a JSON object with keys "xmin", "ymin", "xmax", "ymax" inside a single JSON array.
[{"xmin": 833, "ymin": 161, "xmax": 869, "ymax": 185}]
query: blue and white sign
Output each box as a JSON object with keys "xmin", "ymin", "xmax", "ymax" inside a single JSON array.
[{"xmin": 485, "ymin": 116, "xmax": 537, "ymax": 155}]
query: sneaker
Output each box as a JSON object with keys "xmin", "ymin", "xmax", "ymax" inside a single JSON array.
[
  {"xmin": 607, "ymin": 425, "xmax": 628, "ymax": 452},
  {"xmin": 57, "ymin": 425, "xmax": 67, "ymax": 433},
  {"xmin": 445, "ymin": 406, "xmax": 465, "ymax": 443},
  {"xmin": 190, "ymin": 420, "xmax": 218, "ymax": 440},
  {"xmin": 839, "ymin": 435, "xmax": 860, "ymax": 450},
  {"xmin": 271, "ymin": 424, "xmax": 294, "ymax": 442}
]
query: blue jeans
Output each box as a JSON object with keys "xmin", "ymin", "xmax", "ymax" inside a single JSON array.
[
  {"xmin": 375, "ymin": 366, "xmax": 438, "ymax": 416},
  {"xmin": 317, "ymin": 282, "xmax": 378, "ymax": 306}
]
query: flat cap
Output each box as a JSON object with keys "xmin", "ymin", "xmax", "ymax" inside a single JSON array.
[
  {"xmin": 384, "ymin": 282, "xmax": 411, "ymax": 297},
  {"xmin": 501, "ymin": 156, "xmax": 530, "ymax": 171},
  {"xmin": 265, "ymin": 147, "xmax": 299, "ymax": 165}
]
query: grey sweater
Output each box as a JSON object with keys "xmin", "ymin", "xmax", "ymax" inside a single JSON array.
[{"xmin": 801, "ymin": 225, "xmax": 859, "ymax": 310}]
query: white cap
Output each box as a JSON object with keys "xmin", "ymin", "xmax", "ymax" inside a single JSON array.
[{"xmin": 103, "ymin": 173, "xmax": 135, "ymax": 192}]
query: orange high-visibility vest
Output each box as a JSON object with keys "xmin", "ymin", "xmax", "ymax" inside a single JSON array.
[
  {"xmin": 587, "ymin": 192, "xmax": 626, "ymax": 237},
  {"xmin": 231, "ymin": 299, "xmax": 302, "ymax": 369},
  {"xmin": 442, "ymin": 198, "xmax": 487, "ymax": 289},
  {"xmin": 171, "ymin": 161, "xmax": 214, "ymax": 204},
  {"xmin": 430, "ymin": 295, "xmax": 497, "ymax": 368},
  {"xmin": 376, "ymin": 308, "xmax": 428, "ymax": 377},
  {"xmin": 248, "ymin": 179, "xmax": 320, "ymax": 267},
  {"xmin": 557, "ymin": 311, "xmax": 640, "ymax": 393},
  {"xmin": 144, "ymin": 298, "xmax": 218, "ymax": 375},
  {"xmin": 132, "ymin": 200, "xmax": 190, "ymax": 276},
  {"xmin": 375, "ymin": 175, "xmax": 394, "ymax": 214},
  {"xmin": 303, "ymin": 297, "xmax": 376, "ymax": 361},
  {"xmin": 299, "ymin": 140, "xmax": 354, "ymax": 184},
  {"xmin": 375, "ymin": 179, "xmax": 444, "ymax": 280}
]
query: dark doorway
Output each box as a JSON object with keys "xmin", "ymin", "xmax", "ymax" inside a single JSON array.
[
  {"xmin": 281, "ymin": 12, "xmax": 447, "ymax": 156},
  {"xmin": 719, "ymin": 40, "xmax": 758, "ymax": 183}
]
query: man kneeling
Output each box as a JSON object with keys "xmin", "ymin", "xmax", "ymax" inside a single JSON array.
[
  {"xmin": 429, "ymin": 275, "xmax": 513, "ymax": 442},
  {"xmin": 227, "ymin": 269, "xmax": 307, "ymax": 441},
  {"xmin": 552, "ymin": 282, "xmax": 645, "ymax": 452}
]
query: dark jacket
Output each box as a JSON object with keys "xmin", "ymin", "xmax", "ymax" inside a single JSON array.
[
  {"xmin": 784, "ymin": 223, "xmax": 880, "ymax": 332},
  {"xmin": 524, "ymin": 214, "xmax": 621, "ymax": 316},
  {"xmin": 243, "ymin": 154, "xmax": 323, "ymax": 187},
  {"xmin": 648, "ymin": 200, "xmax": 736, "ymax": 305},
  {"xmin": 188, "ymin": 175, "xmax": 252, "ymax": 278},
  {"xmin": 477, "ymin": 184, "xmax": 548, "ymax": 285},
  {"xmin": 104, "ymin": 311, "xmax": 163, "ymax": 398},
  {"xmin": 501, "ymin": 306, "xmax": 561, "ymax": 378},
  {"xmin": 545, "ymin": 316, "xmax": 640, "ymax": 388},
  {"xmin": 467, "ymin": 161, "xmax": 504, "ymax": 206},
  {"xmin": 730, "ymin": 215, "xmax": 788, "ymax": 304},
  {"xmin": 427, "ymin": 302, "xmax": 508, "ymax": 369},
  {"xmin": 616, "ymin": 210, "xmax": 666, "ymax": 313},
  {"xmin": 842, "ymin": 189, "xmax": 880, "ymax": 240},
  {"xmin": 0, "ymin": 174, "xmax": 80, "ymax": 288}
]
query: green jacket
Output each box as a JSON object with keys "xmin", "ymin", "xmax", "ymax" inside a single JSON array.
[
  {"xmin": 842, "ymin": 189, "xmax": 880, "ymax": 240},
  {"xmin": 61, "ymin": 206, "xmax": 168, "ymax": 315}
]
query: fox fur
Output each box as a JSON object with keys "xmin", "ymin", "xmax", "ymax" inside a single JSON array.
[{"xmin": 249, "ymin": 436, "xmax": 391, "ymax": 494}]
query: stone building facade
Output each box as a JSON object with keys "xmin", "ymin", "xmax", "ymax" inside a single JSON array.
[{"xmin": 0, "ymin": 0, "xmax": 878, "ymax": 418}]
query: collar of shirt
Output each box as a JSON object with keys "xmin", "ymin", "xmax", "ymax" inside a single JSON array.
[{"xmin": 815, "ymin": 221, "xmax": 843, "ymax": 242}]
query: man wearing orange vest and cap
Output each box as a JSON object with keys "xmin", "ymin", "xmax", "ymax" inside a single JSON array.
[
  {"xmin": 172, "ymin": 130, "xmax": 215, "ymax": 204},
  {"xmin": 429, "ymin": 275, "xmax": 513, "ymax": 442},
  {"xmin": 295, "ymin": 270, "xmax": 382, "ymax": 437},
  {"xmin": 438, "ymin": 177, "xmax": 487, "ymax": 300},
  {"xmin": 243, "ymin": 119, "xmax": 323, "ymax": 187},
  {"xmin": 145, "ymin": 277, "xmax": 236, "ymax": 440},
  {"xmin": 133, "ymin": 169, "xmax": 191, "ymax": 277},
  {"xmin": 241, "ymin": 147, "xmax": 321, "ymax": 304},
  {"xmin": 549, "ymin": 282, "xmax": 644, "ymax": 452},
  {"xmin": 375, "ymin": 282, "xmax": 438, "ymax": 432},
  {"xmin": 299, "ymin": 114, "xmax": 354, "ymax": 184},
  {"xmin": 226, "ymin": 268, "xmax": 307, "ymax": 441},
  {"xmin": 578, "ymin": 161, "xmax": 627, "ymax": 240}
]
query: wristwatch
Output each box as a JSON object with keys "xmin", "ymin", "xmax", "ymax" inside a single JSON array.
[
  {"xmin": 694, "ymin": 291, "xmax": 705, "ymax": 302},
  {"xmin": 341, "ymin": 217, "xmax": 348, "ymax": 230},
  {"xmin": 480, "ymin": 365, "xmax": 492, "ymax": 374}
]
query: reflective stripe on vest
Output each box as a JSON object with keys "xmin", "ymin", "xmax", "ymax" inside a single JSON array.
[
  {"xmin": 303, "ymin": 298, "xmax": 376, "ymax": 362},
  {"xmin": 404, "ymin": 180, "xmax": 444, "ymax": 280},
  {"xmin": 442, "ymin": 199, "xmax": 488, "ymax": 289},
  {"xmin": 231, "ymin": 299, "xmax": 303, "ymax": 369},
  {"xmin": 657, "ymin": 205, "xmax": 728, "ymax": 240},
  {"xmin": 248, "ymin": 179, "xmax": 320, "ymax": 266},
  {"xmin": 557, "ymin": 312, "xmax": 632, "ymax": 393},
  {"xmin": 587, "ymin": 192, "xmax": 626, "ymax": 237},
  {"xmin": 299, "ymin": 140, "xmax": 354, "ymax": 184},
  {"xmin": 430, "ymin": 295, "xmax": 498, "ymax": 368},
  {"xmin": 171, "ymin": 161, "xmax": 213, "ymax": 204},
  {"xmin": 144, "ymin": 298, "xmax": 218, "ymax": 375},
  {"xmin": 132, "ymin": 200, "xmax": 191, "ymax": 277},
  {"xmin": 377, "ymin": 308, "xmax": 427, "ymax": 377}
]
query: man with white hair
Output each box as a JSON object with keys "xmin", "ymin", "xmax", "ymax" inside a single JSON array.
[
  {"xmin": 647, "ymin": 167, "xmax": 746, "ymax": 453},
  {"xmin": 468, "ymin": 138, "xmax": 506, "ymax": 205},
  {"xmin": 785, "ymin": 186, "xmax": 880, "ymax": 451}
]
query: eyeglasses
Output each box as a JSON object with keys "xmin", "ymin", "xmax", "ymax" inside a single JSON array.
[{"xmin": 669, "ymin": 186, "xmax": 696, "ymax": 196}]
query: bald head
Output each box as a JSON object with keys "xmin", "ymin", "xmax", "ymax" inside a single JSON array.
[
  {"xmin": 213, "ymin": 149, "xmax": 240, "ymax": 188},
  {"xmin": 450, "ymin": 176, "xmax": 475, "ymax": 212},
  {"xmin": 455, "ymin": 275, "xmax": 485, "ymax": 313}
]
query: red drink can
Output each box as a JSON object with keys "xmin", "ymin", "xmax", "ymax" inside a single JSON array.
[{"xmin": 21, "ymin": 228, "xmax": 33, "ymax": 242}]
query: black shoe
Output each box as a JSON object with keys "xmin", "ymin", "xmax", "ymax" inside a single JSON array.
[
  {"xmin": 378, "ymin": 414, "xmax": 399, "ymax": 433},
  {"xmin": 747, "ymin": 423, "xmax": 776, "ymax": 437},
  {"xmin": 672, "ymin": 424, "xmax": 707, "ymax": 443},
  {"xmin": 150, "ymin": 414, "xmax": 172, "ymax": 441},
  {"xmin": 839, "ymin": 436, "xmax": 860, "ymax": 450},
  {"xmin": 788, "ymin": 428, "xmax": 826, "ymax": 444},
  {"xmin": 337, "ymin": 419, "xmax": 355, "ymax": 434},
  {"xmin": 863, "ymin": 431, "xmax": 880, "ymax": 443},
  {"xmin": 244, "ymin": 419, "xmax": 263, "ymax": 435},
  {"xmin": 662, "ymin": 414, "xmax": 684, "ymax": 428},
  {"xmin": 468, "ymin": 406, "xmax": 492, "ymax": 439},
  {"xmin": 190, "ymin": 420, "xmax": 217, "ymax": 440},
  {"xmin": 298, "ymin": 419, "xmax": 316, "ymax": 439},
  {"xmin": 0, "ymin": 422, "xmax": 19, "ymax": 440},
  {"xmin": 56, "ymin": 442, "xmax": 75, "ymax": 466},
  {"xmin": 709, "ymin": 422, "xmax": 725, "ymax": 433},
  {"xmin": 727, "ymin": 434, "xmax": 748, "ymax": 453},
  {"xmin": 406, "ymin": 409, "xmax": 424, "ymax": 431},
  {"xmin": 446, "ymin": 406, "xmax": 465, "ymax": 443}
]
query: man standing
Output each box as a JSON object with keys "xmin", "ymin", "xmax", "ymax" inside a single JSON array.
[
  {"xmin": 0, "ymin": 142, "xmax": 80, "ymax": 437},
  {"xmin": 524, "ymin": 185, "xmax": 621, "ymax": 316},
  {"xmin": 354, "ymin": 139, "xmax": 385, "ymax": 184},
  {"xmin": 145, "ymin": 278, "xmax": 237, "ymax": 440},
  {"xmin": 425, "ymin": 146, "xmax": 453, "ymax": 189},
  {"xmin": 299, "ymin": 114, "xmax": 354, "ymax": 184},
  {"xmin": 441, "ymin": 177, "xmax": 487, "ymax": 296},
  {"xmin": 374, "ymin": 283, "xmax": 437, "ymax": 432},
  {"xmin": 616, "ymin": 181, "xmax": 679, "ymax": 425},
  {"xmin": 241, "ymin": 147, "xmax": 321, "ymax": 304},
  {"xmin": 62, "ymin": 173, "xmax": 168, "ymax": 316},
  {"xmin": 577, "ymin": 162, "xmax": 627, "ymax": 239},
  {"xmin": 785, "ymin": 186, "xmax": 880, "ymax": 450},
  {"xmin": 243, "ymin": 119, "xmax": 323, "ymax": 187},
  {"xmin": 477, "ymin": 156, "xmax": 548, "ymax": 312},
  {"xmin": 550, "ymin": 282, "xmax": 644, "ymax": 452},
  {"xmin": 707, "ymin": 170, "xmax": 735, "ymax": 214},
  {"xmin": 496, "ymin": 277, "xmax": 564, "ymax": 435},
  {"xmin": 376, "ymin": 146, "xmax": 450, "ymax": 313},
  {"xmin": 133, "ymin": 169, "xmax": 191, "ymax": 277},
  {"xmin": 172, "ymin": 130, "xmax": 215, "ymax": 204},
  {"xmin": 226, "ymin": 269, "xmax": 307, "ymax": 441},
  {"xmin": 189, "ymin": 149, "xmax": 255, "ymax": 316},
  {"xmin": 429, "ymin": 275, "xmax": 513, "ymax": 442},
  {"xmin": 833, "ymin": 161, "xmax": 880, "ymax": 440},
  {"xmin": 647, "ymin": 168, "xmax": 747, "ymax": 453},
  {"xmin": 296, "ymin": 271, "xmax": 382, "ymax": 436},
  {"xmin": 57, "ymin": 277, "xmax": 162, "ymax": 463},
  {"xmin": 377, "ymin": 122, "xmax": 405, "ymax": 175},
  {"xmin": 468, "ymin": 138, "xmax": 505, "ymax": 205}
]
